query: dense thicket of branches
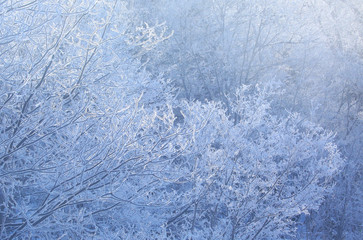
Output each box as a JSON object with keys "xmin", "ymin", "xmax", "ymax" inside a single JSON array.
[{"xmin": 0, "ymin": 0, "xmax": 361, "ymax": 239}]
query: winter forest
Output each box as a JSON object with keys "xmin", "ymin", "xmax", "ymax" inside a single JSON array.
[{"xmin": 0, "ymin": 0, "xmax": 362, "ymax": 239}]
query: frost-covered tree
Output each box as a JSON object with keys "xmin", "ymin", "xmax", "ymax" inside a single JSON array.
[
  {"xmin": 130, "ymin": 1, "xmax": 363, "ymax": 238},
  {"xmin": 0, "ymin": 0, "xmax": 174, "ymax": 238},
  {"xmin": 160, "ymin": 86, "xmax": 342, "ymax": 239}
]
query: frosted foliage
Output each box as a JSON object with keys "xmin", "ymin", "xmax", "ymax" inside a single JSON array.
[
  {"xmin": 162, "ymin": 88, "xmax": 342, "ymax": 239},
  {"xmin": 0, "ymin": 0, "xmax": 353, "ymax": 239}
]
